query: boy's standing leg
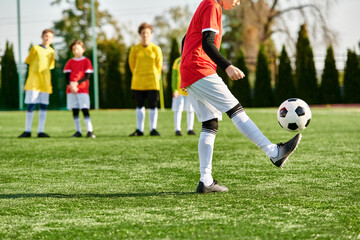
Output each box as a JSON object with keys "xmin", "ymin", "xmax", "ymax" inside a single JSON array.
[
  {"xmin": 185, "ymin": 97, "xmax": 195, "ymax": 135},
  {"xmin": 72, "ymin": 108, "xmax": 82, "ymax": 137},
  {"xmin": 148, "ymin": 90, "xmax": 160, "ymax": 136},
  {"xmin": 82, "ymin": 108, "xmax": 95, "ymax": 138},
  {"xmin": 18, "ymin": 103, "xmax": 36, "ymax": 137},
  {"xmin": 37, "ymin": 103, "xmax": 50, "ymax": 137}
]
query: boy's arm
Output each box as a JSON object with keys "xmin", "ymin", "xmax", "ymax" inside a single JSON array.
[
  {"xmin": 181, "ymin": 34, "xmax": 186, "ymax": 54},
  {"xmin": 202, "ymin": 31, "xmax": 231, "ymax": 72},
  {"xmin": 202, "ymin": 31, "xmax": 245, "ymax": 80},
  {"xmin": 172, "ymin": 68, "xmax": 178, "ymax": 94},
  {"xmin": 65, "ymin": 72, "xmax": 71, "ymax": 85},
  {"xmin": 77, "ymin": 73, "xmax": 92, "ymax": 84}
]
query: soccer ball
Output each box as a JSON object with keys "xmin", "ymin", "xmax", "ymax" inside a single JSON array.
[{"xmin": 277, "ymin": 98, "xmax": 311, "ymax": 132}]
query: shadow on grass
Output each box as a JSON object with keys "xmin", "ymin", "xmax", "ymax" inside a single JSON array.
[{"xmin": 0, "ymin": 192, "xmax": 196, "ymax": 199}]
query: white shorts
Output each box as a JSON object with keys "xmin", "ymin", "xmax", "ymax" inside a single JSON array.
[
  {"xmin": 187, "ymin": 74, "xmax": 239, "ymax": 122},
  {"xmin": 25, "ymin": 90, "xmax": 49, "ymax": 105},
  {"xmin": 67, "ymin": 93, "xmax": 90, "ymax": 110},
  {"xmin": 171, "ymin": 95, "xmax": 194, "ymax": 112}
]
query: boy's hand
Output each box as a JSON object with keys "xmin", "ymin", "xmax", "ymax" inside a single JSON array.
[
  {"xmin": 173, "ymin": 91, "xmax": 179, "ymax": 98},
  {"xmin": 70, "ymin": 81, "xmax": 78, "ymax": 94},
  {"xmin": 225, "ymin": 65, "xmax": 245, "ymax": 80}
]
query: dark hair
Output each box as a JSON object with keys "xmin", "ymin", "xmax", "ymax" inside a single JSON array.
[
  {"xmin": 42, "ymin": 29, "xmax": 54, "ymax": 36},
  {"xmin": 69, "ymin": 40, "xmax": 86, "ymax": 52},
  {"xmin": 138, "ymin": 22, "xmax": 153, "ymax": 34}
]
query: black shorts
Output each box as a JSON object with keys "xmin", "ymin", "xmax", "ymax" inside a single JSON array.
[{"xmin": 132, "ymin": 90, "xmax": 159, "ymax": 108}]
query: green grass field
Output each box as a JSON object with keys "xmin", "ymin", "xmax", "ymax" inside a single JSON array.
[{"xmin": 0, "ymin": 108, "xmax": 359, "ymax": 239}]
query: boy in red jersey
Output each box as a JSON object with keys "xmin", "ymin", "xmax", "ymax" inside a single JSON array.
[
  {"xmin": 180, "ymin": 0, "xmax": 302, "ymax": 193},
  {"xmin": 63, "ymin": 40, "xmax": 95, "ymax": 138}
]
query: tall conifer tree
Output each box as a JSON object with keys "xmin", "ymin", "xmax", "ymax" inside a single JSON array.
[
  {"xmin": 0, "ymin": 42, "xmax": 19, "ymax": 109},
  {"xmin": 343, "ymin": 50, "xmax": 360, "ymax": 103},
  {"xmin": 232, "ymin": 48, "xmax": 251, "ymax": 107},
  {"xmin": 275, "ymin": 46, "xmax": 296, "ymax": 105},
  {"xmin": 254, "ymin": 44, "xmax": 273, "ymax": 107},
  {"xmin": 320, "ymin": 46, "xmax": 340, "ymax": 103},
  {"xmin": 295, "ymin": 24, "xmax": 318, "ymax": 104}
]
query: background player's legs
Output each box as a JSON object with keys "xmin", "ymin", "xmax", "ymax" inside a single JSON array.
[
  {"xmin": 149, "ymin": 108, "xmax": 158, "ymax": 131},
  {"xmin": 226, "ymin": 104, "xmax": 278, "ymax": 158},
  {"xmin": 133, "ymin": 91, "xmax": 146, "ymax": 133},
  {"xmin": 38, "ymin": 104, "xmax": 48, "ymax": 134},
  {"xmin": 82, "ymin": 109, "xmax": 93, "ymax": 133},
  {"xmin": 199, "ymin": 118, "xmax": 218, "ymax": 186},
  {"xmin": 174, "ymin": 110, "xmax": 182, "ymax": 132},
  {"xmin": 72, "ymin": 109, "xmax": 81, "ymax": 134},
  {"xmin": 25, "ymin": 104, "xmax": 36, "ymax": 133},
  {"xmin": 148, "ymin": 90, "xmax": 160, "ymax": 135},
  {"xmin": 136, "ymin": 107, "xmax": 145, "ymax": 132},
  {"xmin": 187, "ymin": 111, "xmax": 194, "ymax": 132}
]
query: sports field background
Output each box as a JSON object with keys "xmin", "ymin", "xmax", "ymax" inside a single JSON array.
[{"xmin": 0, "ymin": 108, "xmax": 359, "ymax": 239}]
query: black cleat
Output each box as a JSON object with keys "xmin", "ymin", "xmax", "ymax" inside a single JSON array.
[
  {"xmin": 150, "ymin": 129, "xmax": 160, "ymax": 136},
  {"xmin": 72, "ymin": 131, "xmax": 82, "ymax": 137},
  {"xmin": 18, "ymin": 131, "xmax": 31, "ymax": 138},
  {"xmin": 187, "ymin": 130, "xmax": 196, "ymax": 135},
  {"xmin": 87, "ymin": 131, "xmax": 96, "ymax": 138},
  {"xmin": 175, "ymin": 130, "xmax": 182, "ymax": 136},
  {"xmin": 196, "ymin": 179, "xmax": 228, "ymax": 193},
  {"xmin": 270, "ymin": 133, "xmax": 302, "ymax": 167},
  {"xmin": 129, "ymin": 129, "xmax": 144, "ymax": 136},
  {"xmin": 37, "ymin": 132, "xmax": 50, "ymax": 138}
]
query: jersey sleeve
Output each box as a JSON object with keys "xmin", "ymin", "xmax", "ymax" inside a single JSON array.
[
  {"xmin": 63, "ymin": 60, "xmax": 72, "ymax": 73},
  {"xmin": 85, "ymin": 58, "xmax": 94, "ymax": 73},
  {"xmin": 24, "ymin": 46, "xmax": 36, "ymax": 65},
  {"xmin": 201, "ymin": 4, "xmax": 221, "ymax": 35}
]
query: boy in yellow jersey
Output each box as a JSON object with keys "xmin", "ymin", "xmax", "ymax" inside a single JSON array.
[
  {"xmin": 171, "ymin": 56, "xmax": 195, "ymax": 136},
  {"xmin": 129, "ymin": 23, "xmax": 163, "ymax": 136},
  {"xmin": 19, "ymin": 29, "xmax": 55, "ymax": 138}
]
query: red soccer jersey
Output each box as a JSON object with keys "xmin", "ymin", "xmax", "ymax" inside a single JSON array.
[
  {"xmin": 180, "ymin": 0, "xmax": 222, "ymax": 88},
  {"xmin": 63, "ymin": 57, "xmax": 93, "ymax": 94}
]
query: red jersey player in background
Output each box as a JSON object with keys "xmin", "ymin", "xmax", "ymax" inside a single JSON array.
[
  {"xmin": 64, "ymin": 40, "xmax": 95, "ymax": 138},
  {"xmin": 180, "ymin": 0, "xmax": 301, "ymax": 193}
]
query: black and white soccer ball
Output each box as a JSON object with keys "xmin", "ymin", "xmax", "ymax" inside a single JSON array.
[{"xmin": 277, "ymin": 98, "xmax": 311, "ymax": 132}]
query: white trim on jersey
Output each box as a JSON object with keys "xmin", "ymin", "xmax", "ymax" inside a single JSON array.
[
  {"xmin": 202, "ymin": 28, "xmax": 219, "ymax": 35},
  {"xmin": 63, "ymin": 69, "xmax": 71, "ymax": 73},
  {"xmin": 85, "ymin": 69, "xmax": 94, "ymax": 73}
]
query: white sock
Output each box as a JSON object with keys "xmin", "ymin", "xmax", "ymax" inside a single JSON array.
[
  {"xmin": 149, "ymin": 108, "xmax": 158, "ymax": 131},
  {"xmin": 73, "ymin": 117, "xmax": 81, "ymax": 133},
  {"xmin": 25, "ymin": 111, "xmax": 34, "ymax": 132},
  {"xmin": 174, "ymin": 110, "xmax": 182, "ymax": 131},
  {"xmin": 84, "ymin": 117, "xmax": 93, "ymax": 132},
  {"xmin": 187, "ymin": 111, "xmax": 194, "ymax": 131},
  {"xmin": 231, "ymin": 112, "xmax": 278, "ymax": 158},
  {"xmin": 38, "ymin": 110, "xmax": 47, "ymax": 133},
  {"xmin": 136, "ymin": 107, "xmax": 145, "ymax": 132},
  {"xmin": 199, "ymin": 131, "xmax": 216, "ymax": 186}
]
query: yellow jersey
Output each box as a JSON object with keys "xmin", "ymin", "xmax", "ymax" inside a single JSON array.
[
  {"xmin": 24, "ymin": 45, "xmax": 55, "ymax": 94},
  {"xmin": 172, "ymin": 57, "xmax": 187, "ymax": 96},
  {"xmin": 129, "ymin": 42, "xmax": 163, "ymax": 90}
]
